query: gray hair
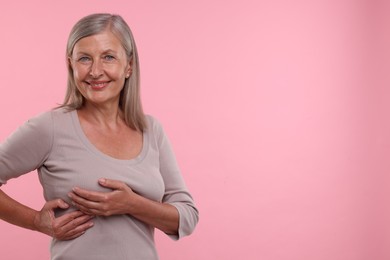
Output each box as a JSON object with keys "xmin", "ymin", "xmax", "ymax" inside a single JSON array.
[{"xmin": 61, "ymin": 13, "xmax": 146, "ymax": 131}]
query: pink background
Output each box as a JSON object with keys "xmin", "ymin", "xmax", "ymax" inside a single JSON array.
[{"xmin": 1, "ymin": 1, "xmax": 389, "ymax": 259}]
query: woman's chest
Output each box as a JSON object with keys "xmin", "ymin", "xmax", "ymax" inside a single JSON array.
[
  {"xmin": 82, "ymin": 124, "xmax": 143, "ymax": 161},
  {"xmin": 39, "ymin": 141, "xmax": 164, "ymax": 211}
]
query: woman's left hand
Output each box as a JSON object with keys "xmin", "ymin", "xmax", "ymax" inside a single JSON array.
[{"xmin": 68, "ymin": 178, "xmax": 137, "ymax": 217}]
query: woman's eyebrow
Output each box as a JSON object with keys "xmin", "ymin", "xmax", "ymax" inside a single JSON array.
[
  {"xmin": 101, "ymin": 49, "xmax": 118, "ymax": 54},
  {"xmin": 72, "ymin": 51, "xmax": 90, "ymax": 56},
  {"xmin": 74, "ymin": 49, "xmax": 118, "ymax": 55}
]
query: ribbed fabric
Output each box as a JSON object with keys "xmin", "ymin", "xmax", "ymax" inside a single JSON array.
[{"xmin": 0, "ymin": 108, "xmax": 198, "ymax": 260}]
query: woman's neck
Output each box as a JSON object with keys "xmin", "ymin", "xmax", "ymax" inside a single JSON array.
[{"xmin": 78, "ymin": 102, "xmax": 125, "ymax": 130}]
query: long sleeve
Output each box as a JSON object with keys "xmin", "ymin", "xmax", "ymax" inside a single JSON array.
[
  {"xmin": 0, "ymin": 111, "xmax": 53, "ymax": 186},
  {"xmin": 153, "ymin": 118, "xmax": 199, "ymax": 240},
  {"xmin": 1, "ymin": 110, "xmax": 197, "ymax": 259}
]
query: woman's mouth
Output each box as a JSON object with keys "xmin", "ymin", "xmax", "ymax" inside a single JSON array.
[{"xmin": 88, "ymin": 81, "xmax": 109, "ymax": 90}]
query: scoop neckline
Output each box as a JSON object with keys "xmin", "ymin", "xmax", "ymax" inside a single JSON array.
[{"xmin": 70, "ymin": 109, "xmax": 149, "ymax": 165}]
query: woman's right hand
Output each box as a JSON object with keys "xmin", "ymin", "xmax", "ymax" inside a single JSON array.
[{"xmin": 34, "ymin": 199, "xmax": 94, "ymax": 240}]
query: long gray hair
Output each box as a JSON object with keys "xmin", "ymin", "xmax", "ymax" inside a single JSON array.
[{"xmin": 61, "ymin": 13, "xmax": 146, "ymax": 131}]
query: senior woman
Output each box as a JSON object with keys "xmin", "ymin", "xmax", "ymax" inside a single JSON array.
[{"xmin": 0, "ymin": 13, "xmax": 198, "ymax": 259}]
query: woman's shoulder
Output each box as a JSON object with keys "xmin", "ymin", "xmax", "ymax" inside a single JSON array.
[
  {"xmin": 51, "ymin": 106, "xmax": 74, "ymax": 117},
  {"xmin": 30, "ymin": 107, "xmax": 71, "ymax": 120},
  {"xmin": 144, "ymin": 114, "xmax": 163, "ymax": 131},
  {"xmin": 25, "ymin": 107, "xmax": 74, "ymax": 132},
  {"xmin": 144, "ymin": 115, "xmax": 168, "ymax": 140},
  {"xmin": 23, "ymin": 109, "xmax": 54, "ymax": 128}
]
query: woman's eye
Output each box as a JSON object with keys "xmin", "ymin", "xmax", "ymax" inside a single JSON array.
[
  {"xmin": 104, "ymin": 55, "xmax": 115, "ymax": 61},
  {"xmin": 78, "ymin": 56, "xmax": 91, "ymax": 62}
]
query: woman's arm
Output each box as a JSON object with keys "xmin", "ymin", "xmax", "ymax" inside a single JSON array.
[
  {"xmin": 0, "ymin": 111, "xmax": 95, "ymax": 240},
  {"xmin": 0, "ymin": 188, "xmax": 94, "ymax": 240},
  {"xmin": 0, "ymin": 189, "xmax": 39, "ymax": 231}
]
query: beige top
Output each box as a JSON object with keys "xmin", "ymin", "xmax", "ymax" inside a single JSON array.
[{"xmin": 0, "ymin": 108, "xmax": 198, "ymax": 260}]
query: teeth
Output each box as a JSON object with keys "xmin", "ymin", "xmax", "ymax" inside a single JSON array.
[{"xmin": 91, "ymin": 82, "xmax": 106, "ymax": 87}]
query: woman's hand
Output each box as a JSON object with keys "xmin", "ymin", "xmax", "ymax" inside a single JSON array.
[
  {"xmin": 68, "ymin": 178, "xmax": 179, "ymax": 235},
  {"xmin": 34, "ymin": 199, "xmax": 94, "ymax": 240},
  {"xmin": 67, "ymin": 178, "xmax": 136, "ymax": 217}
]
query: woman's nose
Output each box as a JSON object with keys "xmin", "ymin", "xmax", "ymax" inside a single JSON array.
[{"xmin": 89, "ymin": 60, "xmax": 103, "ymax": 78}]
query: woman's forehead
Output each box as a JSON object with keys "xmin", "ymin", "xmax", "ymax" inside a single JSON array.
[{"xmin": 73, "ymin": 31, "xmax": 124, "ymax": 54}]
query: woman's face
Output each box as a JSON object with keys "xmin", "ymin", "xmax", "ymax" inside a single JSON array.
[{"xmin": 69, "ymin": 30, "xmax": 131, "ymax": 107}]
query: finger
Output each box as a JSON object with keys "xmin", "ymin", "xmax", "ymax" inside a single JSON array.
[
  {"xmin": 45, "ymin": 199, "xmax": 69, "ymax": 210},
  {"xmin": 62, "ymin": 231, "xmax": 85, "ymax": 241},
  {"xmin": 56, "ymin": 210, "xmax": 88, "ymax": 226},
  {"xmin": 71, "ymin": 201, "xmax": 96, "ymax": 215},
  {"xmin": 68, "ymin": 191, "xmax": 102, "ymax": 210},
  {"xmin": 98, "ymin": 178, "xmax": 125, "ymax": 190},
  {"xmin": 71, "ymin": 199, "xmax": 110, "ymax": 216},
  {"xmin": 62, "ymin": 214, "xmax": 94, "ymax": 231},
  {"xmin": 59, "ymin": 218, "xmax": 94, "ymax": 240},
  {"xmin": 64, "ymin": 229, "xmax": 89, "ymax": 240},
  {"xmin": 57, "ymin": 199, "xmax": 70, "ymax": 209},
  {"xmin": 71, "ymin": 187, "xmax": 105, "ymax": 202},
  {"xmin": 53, "ymin": 211, "xmax": 91, "ymax": 235},
  {"xmin": 52, "ymin": 213, "xmax": 94, "ymax": 239},
  {"xmin": 69, "ymin": 197, "xmax": 104, "ymax": 217}
]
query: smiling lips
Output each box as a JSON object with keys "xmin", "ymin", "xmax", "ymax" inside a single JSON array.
[{"xmin": 87, "ymin": 81, "xmax": 110, "ymax": 90}]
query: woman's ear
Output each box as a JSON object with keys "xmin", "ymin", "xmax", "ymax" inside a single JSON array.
[
  {"xmin": 126, "ymin": 59, "xmax": 132, "ymax": 78},
  {"xmin": 67, "ymin": 56, "xmax": 73, "ymax": 69},
  {"xmin": 126, "ymin": 57, "xmax": 133, "ymax": 79},
  {"xmin": 126, "ymin": 68, "xmax": 132, "ymax": 78}
]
